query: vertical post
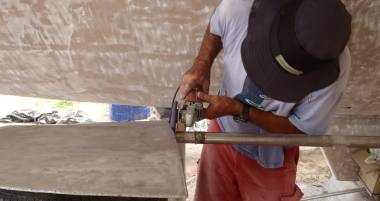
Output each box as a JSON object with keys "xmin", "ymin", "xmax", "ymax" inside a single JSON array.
[{"xmin": 169, "ymin": 122, "xmax": 187, "ymax": 201}]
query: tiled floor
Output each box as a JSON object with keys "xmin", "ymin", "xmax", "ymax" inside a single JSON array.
[{"xmin": 299, "ymin": 178, "xmax": 374, "ymax": 201}]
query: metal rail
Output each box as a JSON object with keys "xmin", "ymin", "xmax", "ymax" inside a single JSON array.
[
  {"xmin": 176, "ymin": 132, "xmax": 380, "ymax": 147},
  {"xmin": 301, "ymin": 187, "xmax": 366, "ymax": 200}
]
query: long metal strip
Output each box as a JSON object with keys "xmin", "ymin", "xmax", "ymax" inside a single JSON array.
[
  {"xmin": 301, "ymin": 187, "xmax": 366, "ymax": 201},
  {"xmin": 176, "ymin": 132, "xmax": 380, "ymax": 147}
]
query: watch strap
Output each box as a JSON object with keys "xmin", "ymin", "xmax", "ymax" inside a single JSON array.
[
  {"xmin": 233, "ymin": 102, "xmax": 250, "ymax": 122},
  {"xmin": 242, "ymin": 103, "xmax": 250, "ymax": 121}
]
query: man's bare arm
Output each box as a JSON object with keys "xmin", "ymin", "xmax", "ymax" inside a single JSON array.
[
  {"xmin": 197, "ymin": 92, "xmax": 304, "ymax": 134},
  {"xmin": 196, "ymin": 25, "xmax": 223, "ymax": 69},
  {"xmin": 180, "ymin": 25, "xmax": 223, "ymax": 100},
  {"xmin": 247, "ymin": 106, "xmax": 304, "ymax": 134}
]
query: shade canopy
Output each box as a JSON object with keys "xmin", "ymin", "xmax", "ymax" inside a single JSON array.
[{"xmin": 0, "ymin": 0, "xmax": 378, "ymax": 116}]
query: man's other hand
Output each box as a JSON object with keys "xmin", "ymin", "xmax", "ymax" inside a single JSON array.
[
  {"xmin": 197, "ymin": 92, "xmax": 243, "ymax": 119},
  {"xmin": 179, "ymin": 59, "xmax": 211, "ymax": 101}
]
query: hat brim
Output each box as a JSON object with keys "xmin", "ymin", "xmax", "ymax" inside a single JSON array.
[{"xmin": 241, "ymin": 0, "xmax": 340, "ymax": 103}]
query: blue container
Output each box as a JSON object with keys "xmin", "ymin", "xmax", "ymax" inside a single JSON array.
[{"xmin": 110, "ymin": 105, "xmax": 150, "ymax": 122}]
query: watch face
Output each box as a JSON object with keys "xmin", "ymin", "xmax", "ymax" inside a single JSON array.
[{"xmin": 233, "ymin": 115, "xmax": 247, "ymax": 123}]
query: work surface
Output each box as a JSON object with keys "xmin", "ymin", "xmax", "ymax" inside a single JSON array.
[{"xmin": 0, "ymin": 121, "xmax": 187, "ymax": 199}]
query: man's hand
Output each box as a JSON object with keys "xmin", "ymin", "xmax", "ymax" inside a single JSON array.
[
  {"xmin": 180, "ymin": 59, "xmax": 211, "ymax": 101},
  {"xmin": 197, "ymin": 92, "xmax": 243, "ymax": 119}
]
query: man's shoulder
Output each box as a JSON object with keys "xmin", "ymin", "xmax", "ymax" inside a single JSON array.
[
  {"xmin": 216, "ymin": 0, "xmax": 253, "ymax": 21},
  {"xmin": 298, "ymin": 48, "xmax": 351, "ymax": 104},
  {"xmin": 338, "ymin": 47, "xmax": 351, "ymax": 78},
  {"xmin": 332, "ymin": 47, "xmax": 351, "ymax": 93}
]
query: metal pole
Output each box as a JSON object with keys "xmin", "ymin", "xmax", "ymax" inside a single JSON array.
[
  {"xmin": 175, "ymin": 132, "xmax": 380, "ymax": 147},
  {"xmin": 301, "ymin": 187, "xmax": 366, "ymax": 200}
]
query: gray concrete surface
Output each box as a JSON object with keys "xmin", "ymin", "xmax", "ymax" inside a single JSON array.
[
  {"xmin": 299, "ymin": 178, "xmax": 373, "ymax": 201},
  {"xmin": 0, "ymin": 121, "xmax": 187, "ymax": 199}
]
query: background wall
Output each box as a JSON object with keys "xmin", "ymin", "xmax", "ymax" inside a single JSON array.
[
  {"xmin": 0, "ymin": 0, "xmax": 379, "ymax": 114},
  {"xmin": 339, "ymin": 0, "xmax": 380, "ymax": 116},
  {"xmin": 0, "ymin": 0, "xmax": 222, "ymax": 107}
]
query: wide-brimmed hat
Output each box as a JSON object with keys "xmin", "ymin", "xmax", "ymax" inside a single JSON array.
[{"xmin": 241, "ymin": 0, "xmax": 351, "ymax": 102}]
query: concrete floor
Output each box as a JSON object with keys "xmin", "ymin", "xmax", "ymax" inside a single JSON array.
[
  {"xmin": 299, "ymin": 179, "xmax": 373, "ymax": 201},
  {"xmin": 185, "ymin": 145, "xmax": 375, "ymax": 201}
]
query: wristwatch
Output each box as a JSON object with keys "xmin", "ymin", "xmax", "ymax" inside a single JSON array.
[{"xmin": 233, "ymin": 102, "xmax": 250, "ymax": 123}]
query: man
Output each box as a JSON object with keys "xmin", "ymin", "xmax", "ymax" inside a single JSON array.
[{"xmin": 180, "ymin": 0, "xmax": 351, "ymax": 200}]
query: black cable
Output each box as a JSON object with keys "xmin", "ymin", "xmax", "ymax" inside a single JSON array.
[
  {"xmin": 171, "ymin": 86, "xmax": 180, "ymax": 109},
  {"xmin": 169, "ymin": 86, "xmax": 180, "ymax": 131}
]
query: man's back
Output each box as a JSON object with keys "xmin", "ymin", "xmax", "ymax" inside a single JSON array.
[{"xmin": 210, "ymin": 0, "xmax": 351, "ymax": 168}]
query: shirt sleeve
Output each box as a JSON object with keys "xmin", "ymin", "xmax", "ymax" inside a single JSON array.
[
  {"xmin": 210, "ymin": 1, "xmax": 227, "ymax": 37},
  {"xmin": 289, "ymin": 48, "xmax": 351, "ymax": 135}
]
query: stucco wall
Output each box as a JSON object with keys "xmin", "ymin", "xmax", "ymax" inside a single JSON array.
[
  {"xmin": 338, "ymin": 0, "xmax": 380, "ymax": 116},
  {"xmin": 0, "ymin": 0, "xmax": 379, "ymax": 114},
  {"xmin": 0, "ymin": 0, "xmax": 222, "ymax": 106}
]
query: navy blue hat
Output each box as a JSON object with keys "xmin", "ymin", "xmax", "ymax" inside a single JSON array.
[{"xmin": 241, "ymin": 0, "xmax": 351, "ymax": 102}]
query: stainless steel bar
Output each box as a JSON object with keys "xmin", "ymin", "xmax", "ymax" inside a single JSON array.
[
  {"xmin": 175, "ymin": 132, "xmax": 380, "ymax": 147},
  {"xmin": 301, "ymin": 187, "xmax": 366, "ymax": 201}
]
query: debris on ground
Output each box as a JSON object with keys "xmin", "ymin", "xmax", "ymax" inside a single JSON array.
[
  {"xmin": 368, "ymin": 148, "xmax": 380, "ymax": 165},
  {"xmin": 0, "ymin": 110, "xmax": 94, "ymax": 124}
]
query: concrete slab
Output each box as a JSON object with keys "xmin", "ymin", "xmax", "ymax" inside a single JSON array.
[{"xmin": 0, "ymin": 121, "xmax": 187, "ymax": 199}]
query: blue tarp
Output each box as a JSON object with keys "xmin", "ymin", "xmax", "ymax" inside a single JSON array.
[{"xmin": 110, "ymin": 105, "xmax": 150, "ymax": 122}]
